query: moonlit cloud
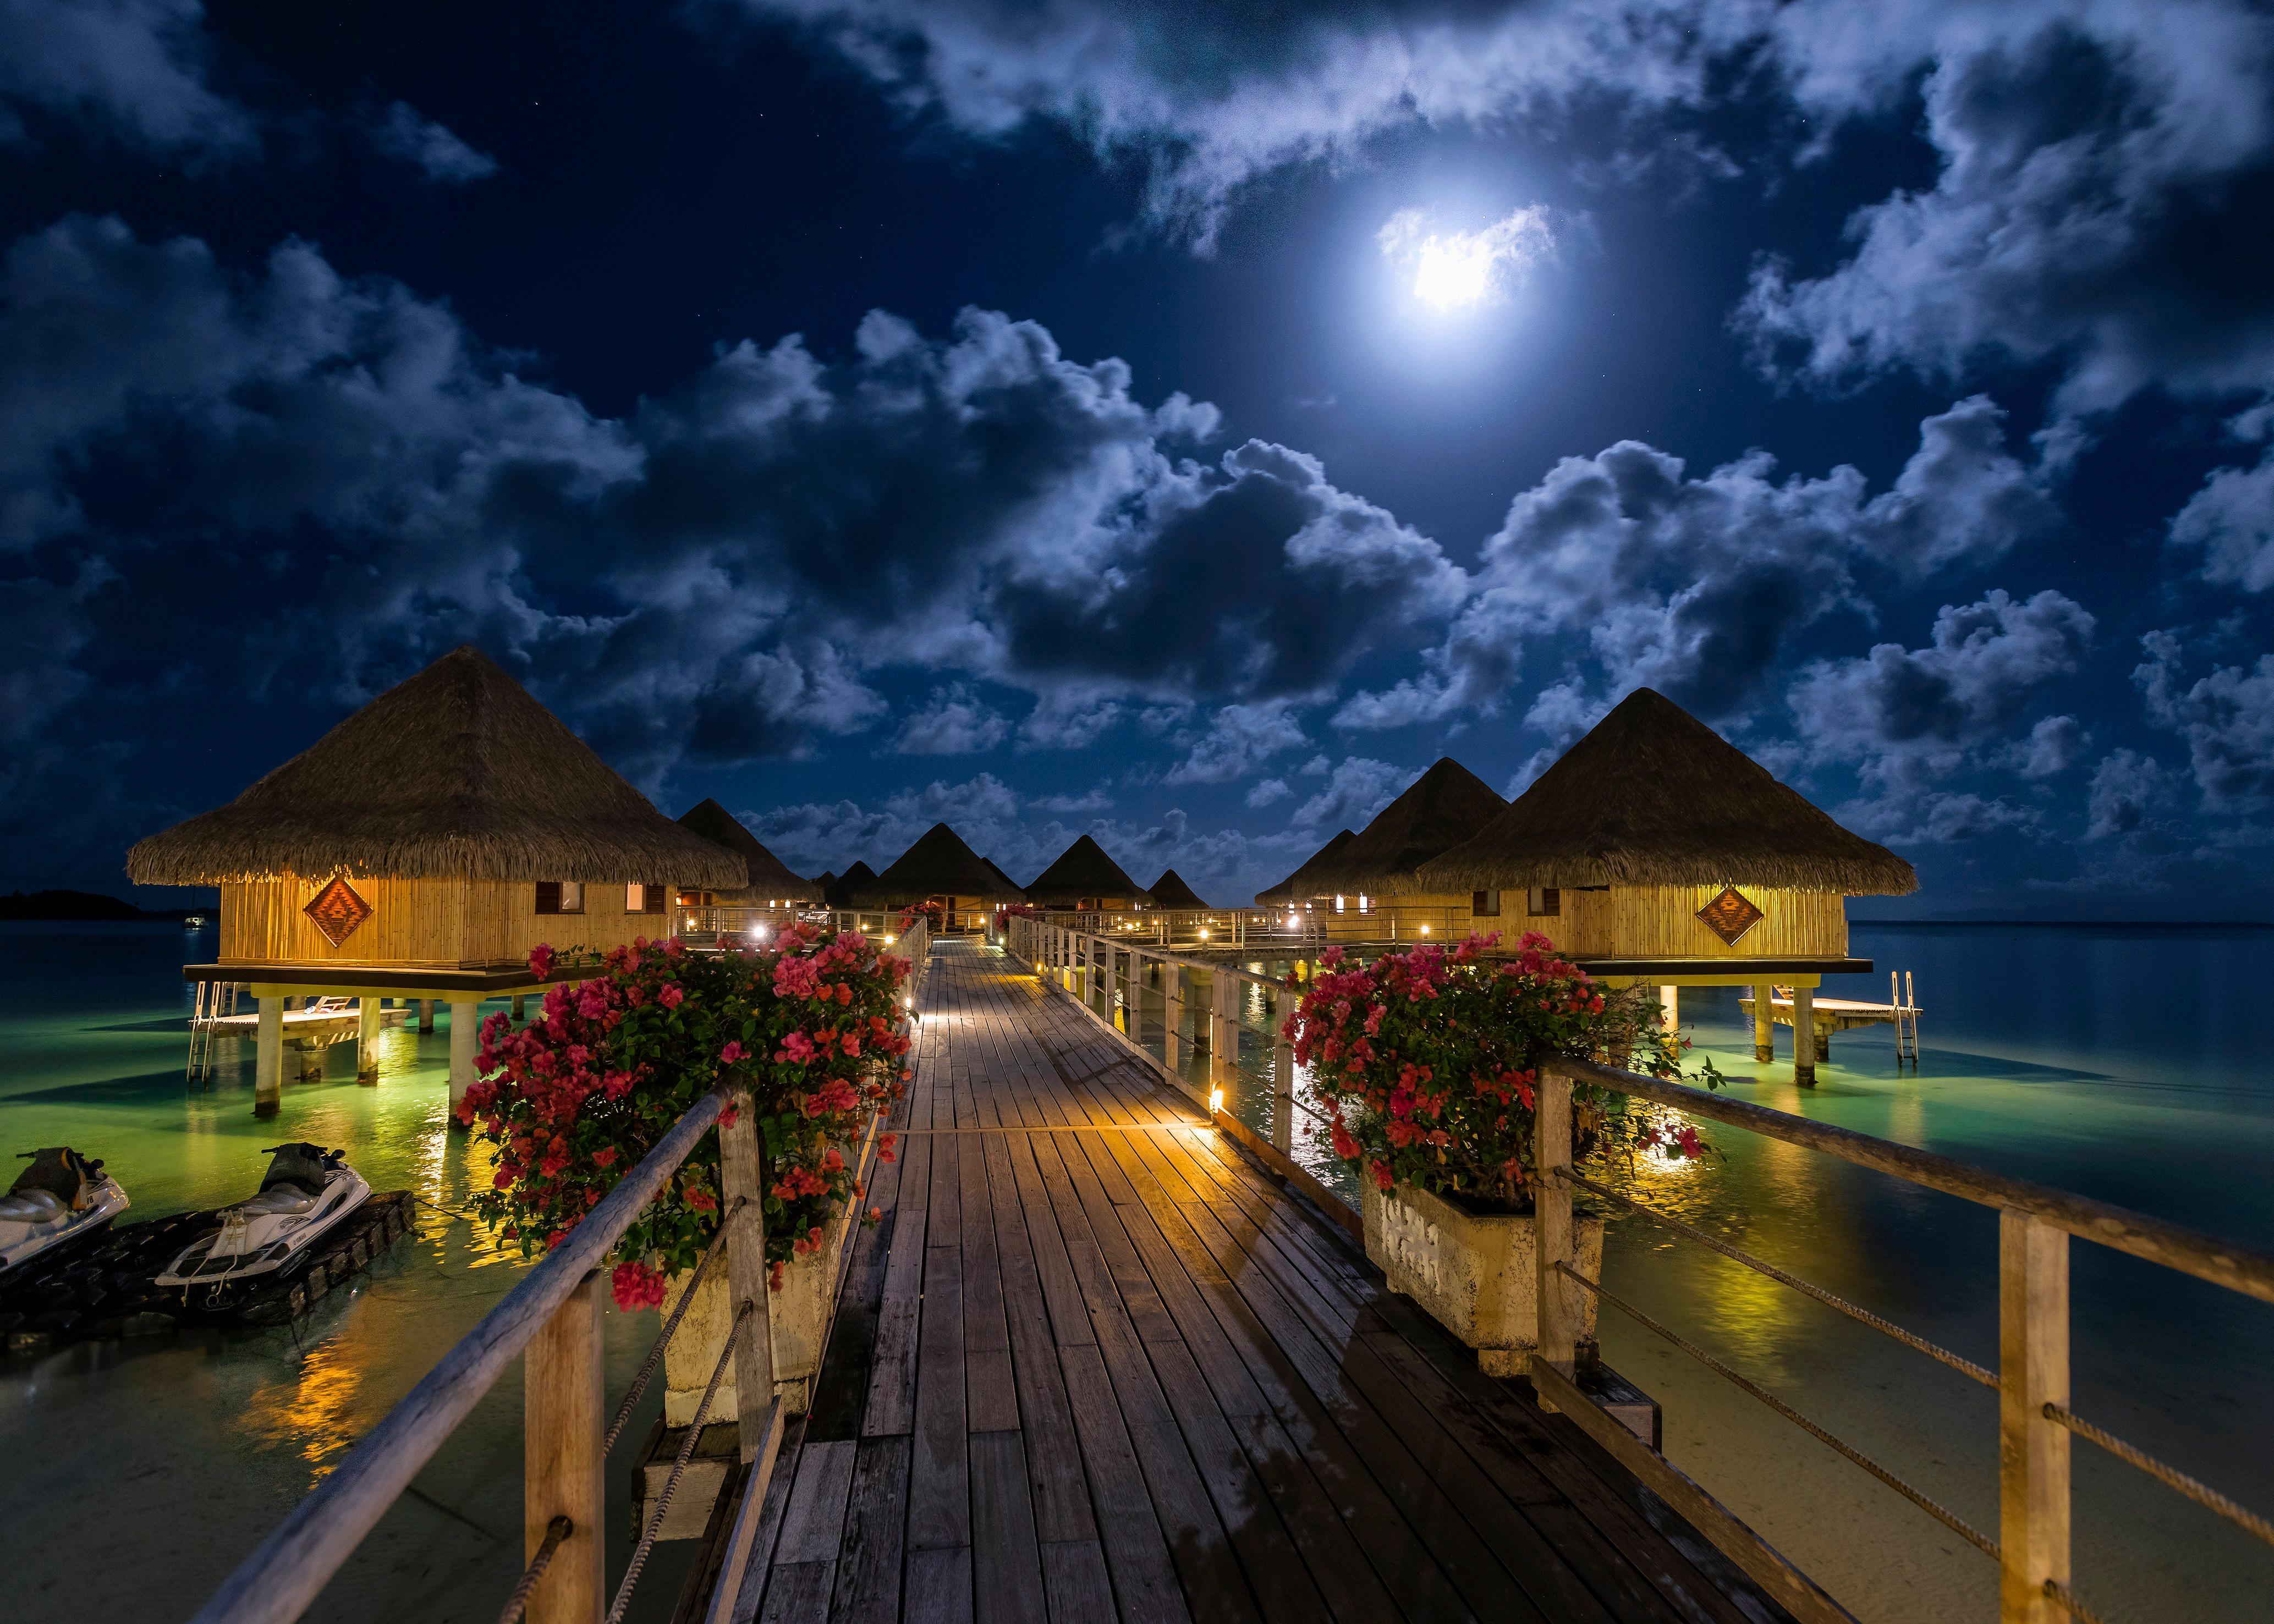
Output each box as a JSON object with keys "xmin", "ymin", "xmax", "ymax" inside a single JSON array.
[{"xmin": 1377, "ymin": 205, "xmax": 1557, "ymax": 311}]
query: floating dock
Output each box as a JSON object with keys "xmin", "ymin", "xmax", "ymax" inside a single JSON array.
[{"xmin": 0, "ymin": 1191, "xmax": 412, "ymax": 1351}]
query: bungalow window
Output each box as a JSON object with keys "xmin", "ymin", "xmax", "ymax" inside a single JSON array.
[
  {"xmin": 1333, "ymin": 894, "xmax": 1345, "ymax": 913},
  {"xmin": 1357, "ymin": 893, "xmax": 1371, "ymax": 914},
  {"xmin": 1472, "ymin": 890, "xmax": 1502, "ymax": 917},
  {"xmin": 535, "ymin": 881, "xmax": 585, "ymax": 915},
  {"xmin": 627, "ymin": 882, "xmax": 665, "ymax": 913},
  {"xmin": 1526, "ymin": 886, "xmax": 1560, "ymax": 918}
]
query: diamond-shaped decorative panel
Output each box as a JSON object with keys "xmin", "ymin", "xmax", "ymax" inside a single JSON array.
[
  {"xmin": 304, "ymin": 876, "xmax": 373, "ymax": 948},
  {"xmin": 1696, "ymin": 885, "xmax": 1764, "ymax": 946}
]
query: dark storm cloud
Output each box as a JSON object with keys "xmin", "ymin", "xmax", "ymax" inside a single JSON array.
[
  {"xmin": 0, "ymin": 215, "xmax": 1460, "ymax": 789},
  {"xmin": 1336, "ymin": 396, "xmax": 2064, "ymax": 729}
]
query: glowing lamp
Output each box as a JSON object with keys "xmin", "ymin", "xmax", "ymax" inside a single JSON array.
[{"xmin": 1209, "ymin": 1087, "xmax": 1224, "ymax": 1114}]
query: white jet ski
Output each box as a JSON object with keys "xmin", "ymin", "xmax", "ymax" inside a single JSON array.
[
  {"xmin": 0, "ymin": 1148, "xmax": 130, "ymax": 1275},
  {"xmin": 156, "ymin": 1143, "xmax": 369, "ymax": 1303}
]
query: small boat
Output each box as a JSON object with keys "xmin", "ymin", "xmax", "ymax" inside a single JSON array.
[
  {"xmin": 0, "ymin": 1148, "xmax": 130, "ymax": 1275},
  {"xmin": 184, "ymin": 913, "xmax": 207, "ymax": 928},
  {"xmin": 156, "ymin": 1143, "xmax": 370, "ymax": 1305}
]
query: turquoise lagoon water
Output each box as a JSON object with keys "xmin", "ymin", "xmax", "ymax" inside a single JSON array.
[
  {"xmin": 0, "ymin": 921, "xmax": 696, "ymax": 1623},
  {"xmin": 7, "ymin": 920, "xmax": 2273, "ymax": 1623},
  {"xmin": 1120, "ymin": 922, "xmax": 2274, "ymax": 1623}
]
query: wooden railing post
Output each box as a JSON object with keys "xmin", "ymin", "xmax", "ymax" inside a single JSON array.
[
  {"xmin": 1271, "ymin": 982, "xmax": 1295, "ymax": 1153},
  {"xmin": 1534, "ymin": 1067, "xmax": 1577, "ymax": 1409},
  {"xmin": 524, "ymin": 1270, "xmax": 604, "ymax": 1624},
  {"xmin": 1209, "ymin": 972, "xmax": 1235, "ymax": 1096},
  {"xmin": 719, "ymin": 1087, "xmax": 776, "ymax": 1455},
  {"xmin": 1163, "ymin": 964, "xmax": 1184, "ymax": 1074},
  {"xmin": 2000, "ymin": 1210, "xmax": 2069, "ymax": 1623}
]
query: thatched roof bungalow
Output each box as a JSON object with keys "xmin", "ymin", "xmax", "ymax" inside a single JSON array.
[
  {"xmin": 1254, "ymin": 829, "xmax": 1355, "ymax": 905},
  {"xmin": 980, "ymin": 856, "xmax": 1027, "ymax": 900},
  {"xmin": 1146, "ymin": 869, "xmax": 1210, "ymax": 910},
  {"xmin": 850, "ymin": 823, "xmax": 1024, "ymax": 928},
  {"xmin": 675, "ymin": 799, "xmax": 821, "ymax": 907},
  {"xmin": 1024, "ymin": 834, "xmax": 1149, "ymax": 911},
  {"xmin": 131, "ymin": 645, "xmax": 741, "ymax": 989},
  {"xmin": 1418, "ymin": 687, "xmax": 1915, "ymax": 1077},
  {"xmin": 823, "ymin": 862, "xmax": 876, "ymax": 909}
]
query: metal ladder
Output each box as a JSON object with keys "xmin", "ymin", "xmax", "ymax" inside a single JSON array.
[
  {"xmin": 1891, "ymin": 971, "xmax": 1921, "ymax": 1067},
  {"xmin": 185, "ymin": 979, "xmax": 242, "ymax": 1085}
]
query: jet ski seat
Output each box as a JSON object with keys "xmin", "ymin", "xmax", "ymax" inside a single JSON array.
[
  {"xmin": 237, "ymin": 1185, "xmax": 321, "ymax": 1216},
  {"xmin": 0, "ymin": 1189, "xmax": 66, "ymax": 1222}
]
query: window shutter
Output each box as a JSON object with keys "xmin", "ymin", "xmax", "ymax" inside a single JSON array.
[
  {"xmin": 646, "ymin": 883, "xmax": 664, "ymax": 914},
  {"xmin": 535, "ymin": 882, "xmax": 561, "ymax": 915}
]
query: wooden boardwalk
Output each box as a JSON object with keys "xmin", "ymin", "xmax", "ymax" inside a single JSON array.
[{"xmin": 712, "ymin": 940, "xmax": 1795, "ymax": 1624}]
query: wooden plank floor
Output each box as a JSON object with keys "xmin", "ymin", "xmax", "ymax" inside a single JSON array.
[{"xmin": 723, "ymin": 940, "xmax": 1797, "ymax": 1624}]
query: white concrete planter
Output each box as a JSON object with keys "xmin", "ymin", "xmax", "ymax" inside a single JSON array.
[
  {"xmin": 1361, "ymin": 1177, "xmax": 1605, "ymax": 1376},
  {"xmin": 661, "ymin": 1204, "xmax": 847, "ymax": 1423}
]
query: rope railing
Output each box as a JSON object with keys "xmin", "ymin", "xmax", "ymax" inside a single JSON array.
[
  {"xmin": 607, "ymin": 1300, "xmax": 754, "ymax": 1624},
  {"xmin": 1559, "ymin": 1167, "xmax": 1997, "ymax": 1388},
  {"xmin": 1556, "ymin": 1261, "xmax": 2003, "ymax": 1560},
  {"xmin": 601, "ymin": 1194, "xmax": 746, "ymax": 1454},
  {"xmin": 2044, "ymin": 1403, "xmax": 2274, "ymax": 1549},
  {"xmin": 494, "ymin": 1517, "xmax": 573, "ymax": 1624}
]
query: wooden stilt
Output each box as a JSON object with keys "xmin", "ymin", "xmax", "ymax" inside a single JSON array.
[
  {"xmin": 448, "ymin": 999, "xmax": 480, "ymax": 1119},
  {"xmin": 1792, "ymin": 985, "xmax": 1816, "ymax": 1086},
  {"xmin": 418, "ymin": 998, "xmax": 435, "ymax": 1033},
  {"xmin": 255, "ymin": 996, "xmax": 283, "ymax": 1118},
  {"xmin": 355, "ymin": 997, "xmax": 381, "ymax": 1084},
  {"xmin": 1753, "ymin": 982, "xmax": 1774, "ymax": 1064},
  {"xmin": 1534, "ymin": 1069, "xmax": 1577, "ymax": 1406},
  {"xmin": 512, "ymin": 994, "xmax": 527, "ymax": 1023}
]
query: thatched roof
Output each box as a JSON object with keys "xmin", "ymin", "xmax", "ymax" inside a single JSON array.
[
  {"xmin": 675, "ymin": 800, "xmax": 821, "ymax": 901},
  {"xmin": 1416, "ymin": 688, "xmax": 1919, "ymax": 896},
  {"xmin": 1320, "ymin": 758, "xmax": 1506, "ymax": 894},
  {"xmin": 1147, "ymin": 868, "xmax": 1210, "ymax": 910},
  {"xmin": 127, "ymin": 646, "xmax": 744, "ymax": 888},
  {"xmin": 813, "ymin": 869, "xmax": 839, "ymax": 894},
  {"xmin": 823, "ymin": 862, "xmax": 876, "ymax": 909},
  {"xmin": 1254, "ymin": 829, "xmax": 1356, "ymax": 904},
  {"xmin": 980, "ymin": 856, "xmax": 1027, "ymax": 900},
  {"xmin": 1024, "ymin": 834, "xmax": 1150, "ymax": 906},
  {"xmin": 849, "ymin": 823, "xmax": 1025, "ymax": 906}
]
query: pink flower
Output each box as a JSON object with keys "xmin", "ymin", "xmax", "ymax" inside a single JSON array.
[
  {"xmin": 659, "ymin": 984, "xmax": 685, "ymax": 1009},
  {"xmin": 719, "ymin": 1041, "xmax": 748, "ymax": 1064}
]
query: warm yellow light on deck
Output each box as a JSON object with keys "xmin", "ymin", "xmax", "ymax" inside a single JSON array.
[
  {"xmin": 883, "ymin": 934, "xmax": 896, "ymax": 945},
  {"xmin": 1208, "ymin": 1087, "xmax": 1224, "ymax": 1114},
  {"xmin": 1198, "ymin": 928, "xmax": 1210, "ymax": 940},
  {"xmin": 1420, "ymin": 923, "xmax": 1431, "ymax": 934}
]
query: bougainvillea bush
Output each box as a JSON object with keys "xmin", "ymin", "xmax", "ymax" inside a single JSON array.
[
  {"xmin": 460, "ymin": 925, "xmax": 912, "ymax": 1309},
  {"xmin": 1283, "ymin": 931, "xmax": 1719, "ymax": 1212}
]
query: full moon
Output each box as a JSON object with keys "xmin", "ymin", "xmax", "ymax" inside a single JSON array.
[{"xmin": 1410, "ymin": 237, "xmax": 1495, "ymax": 311}]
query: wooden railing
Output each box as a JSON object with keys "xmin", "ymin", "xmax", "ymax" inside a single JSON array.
[
  {"xmin": 187, "ymin": 925, "xmax": 930, "ymax": 1624},
  {"xmin": 1004, "ymin": 915, "xmax": 2274, "ymax": 1624}
]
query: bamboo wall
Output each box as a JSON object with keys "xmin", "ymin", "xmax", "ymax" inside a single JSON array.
[
  {"xmin": 218, "ymin": 875, "xmax": 678, "ymax": 968},
  {"xmin": 1283, "ymin": 884, "xmax": 1847, "ymax": 958},
  {"xmin": 1547, "ymin": 885, "xmax": 1848, "ymax": 959}
]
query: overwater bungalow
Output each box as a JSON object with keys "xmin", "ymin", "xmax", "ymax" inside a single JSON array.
[
  {"xmin": 1300, "ymin": 757, "xmax": 1508, "ymax": 942},
  {"xmin": 979, "ymin": 855, "xmax": 1027, "ymax": 902},
  {"xmin": 1146, "ymin": 867, "xmax": 1210, "ymax": 910},
  {"xmin": 1022, "ymin": 833, "xmax": 1150, "ymax": 912},
  {"xmin": 673, "ymin": 799, "xmax": 821, "ymax": 932},
  {"xmin": 850, "ymin": 822, "xmax": 1024, "ymax": 932},
  {"xmin": 1254, "ymin": 826, "xmax": 1355, "ymax": 906},
  {"xmin": 822, "ymin": 861, "xmax": 876, "ymax": 910},
  {"xmin": 1415, "ymin": 686, "xmax": 1918, "ymax": 1082},
  {"xmin": 125, "ymin": 645, "xmax": 743, "ymax": 1115}
]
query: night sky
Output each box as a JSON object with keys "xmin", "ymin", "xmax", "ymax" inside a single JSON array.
[{"xmin": 6, "ymin": 1, "xmax": 2271, "ymax": 916}]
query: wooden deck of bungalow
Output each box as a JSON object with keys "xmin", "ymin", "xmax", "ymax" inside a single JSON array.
[{"xmin": 696, "ymin": 938, "xmax": 1797, "ymax": 1624}]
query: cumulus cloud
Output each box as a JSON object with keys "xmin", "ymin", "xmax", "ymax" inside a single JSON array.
[
  {"xmin": 723, "ymin": 0, "xmax": 1748, "ymax": 244},
  {"xmin": 1337, "ymin": 397, "xmax": 2064, "ymax": 729},
  {"xmin": 2134, "ymin": 630, "xmax": 2274, "ymax": 808},
  {"xmin": 891, "ymin": 683, "xmax": 1008, "ymax": 754},
  {"xmin": 2169, "ymin": 426, "xmax": 2274, "ymax": 594},
  {"xmin": 1293, "ymin": 756, "xmax": 1411, "ymax": 831},
  {"xmin": 365, "ymin": 101, "xmax": 498, "ymax": 183},
  {"xmin": 1245, "ymin": 778, "xmax": 1291, "ymax": 808},
  {"xmin": 0, "ymin": 215, "xmax": 1465, "ymax": 816},
  {"xmin": 1377, "ymin": 205, "xmax": 1557, "ymax": 310},
  {"xmin": 0, "ymin": 0, "xmax": 252, "ymax": 157},
  {"xmin": 1740, "ymin": 5, "xmax": 2274, "ymax": 413},
  {"xmin": 1162, "ymin": 700, "xmax": 1308, "ymax": 785},
  {"xmin": 2084, "ymin": 748, "xmax": 2183, "ymax": 840},
  {"xmin": 2008, "ymin": 714, "xmax": 2090, "ymax": 780}
]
